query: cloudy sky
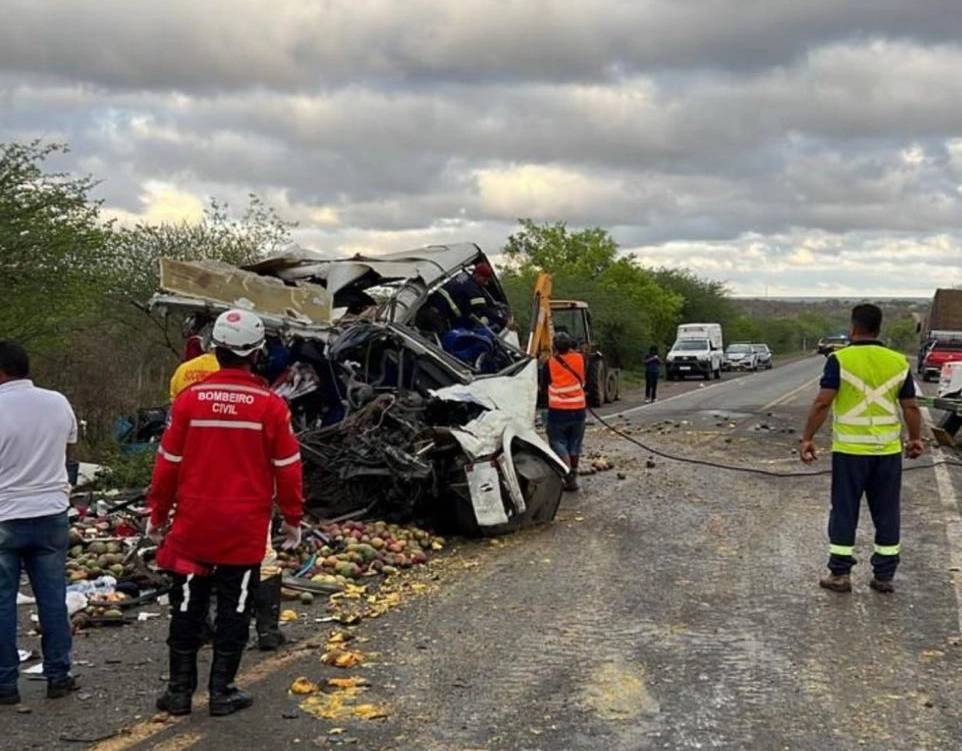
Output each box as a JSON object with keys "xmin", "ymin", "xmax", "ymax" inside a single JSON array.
[{"xmin": 4, "ymin": 0, "xmax": 962, "ymax": 297}]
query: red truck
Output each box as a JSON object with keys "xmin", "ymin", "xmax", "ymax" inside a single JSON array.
[
  {"xmin": 921, "ymin": 337, "xmax": 962, "ymax": 382},
  {"xmin": 919, "ymin": 289, "xmax": 962, "ymax": 381}
]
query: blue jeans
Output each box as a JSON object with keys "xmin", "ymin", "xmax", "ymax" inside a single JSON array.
[
  {"xmin": 0, "ymin": 511, "xmax": 72, "ymax": 692},
  {"xmin": 547, "ymin": 409, "xmax": 586, "ymax": 462}
]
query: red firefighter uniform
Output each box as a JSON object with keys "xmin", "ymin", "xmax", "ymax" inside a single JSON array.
[{"xmin": 148, "ymin": 368, "xmax": 303, "ymax": 571}]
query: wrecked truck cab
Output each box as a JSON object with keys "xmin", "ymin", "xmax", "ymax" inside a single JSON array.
[
  {"xmin": 247, "ymin": 243, "xmax": 511, "ymax": 325},
  {"xmin": 148, "ymin": 244, "xmax": 566, "ymax": 536}
]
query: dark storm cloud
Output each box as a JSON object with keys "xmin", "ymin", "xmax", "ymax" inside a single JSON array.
[
  {"xmin": 2, "ymin": 0, "xmax": 962, "ymax": 92},
  {"xmin": 3, "ymin": 1, "xmax": 962, "ymax": 293}
]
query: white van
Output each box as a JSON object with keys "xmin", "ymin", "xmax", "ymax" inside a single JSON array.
[{"xmin": 666, "ymin": 323, "xmax": 724, "ymax": 381}]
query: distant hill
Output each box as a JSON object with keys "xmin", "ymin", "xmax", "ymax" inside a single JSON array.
[
  {"xmin": 728, "ymin": 296, "xmax": 927, "ymax": 353},
  {"xmin": 733, "ymin": 296, "xmax": 929, "ymax": 305},
  {"xmin": 732, "ymin": 297, "xmax": 928, "ymax": 320}
]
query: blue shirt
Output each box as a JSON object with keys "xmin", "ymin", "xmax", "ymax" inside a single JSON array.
[{"xmin": 819, "ymin": 341, "xmax": 915, "ymax": 399}]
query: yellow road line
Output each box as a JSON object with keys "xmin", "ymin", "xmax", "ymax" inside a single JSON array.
[
  {"xmin": 89, "ymin": 646, "xmax": 313, "ymax": 751},
  {"xmin": 762, "ymin": 376, "xmax": 820, "ymax": 411},
  {"xmin": 144, "ymin": 732, "xmax": 204, "ymax": 751}
]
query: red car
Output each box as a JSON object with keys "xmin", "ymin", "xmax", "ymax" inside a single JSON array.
[{"xmin": 922, "ymin": 340, "xmax": 962, "ymax": 382}]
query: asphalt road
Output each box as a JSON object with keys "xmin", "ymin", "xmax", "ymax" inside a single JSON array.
[
  {"xmin": 7, "ymin": 354, "xmax": 962, "ymax": 751},
  {"xmin": 601, "ymin": 354, "xmax": 821, "ymax": 420},
  {"xmin": 595, "ymin": 352, "xmax": 813, "ymax": 419}
]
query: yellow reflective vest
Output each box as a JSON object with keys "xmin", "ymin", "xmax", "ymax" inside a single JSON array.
[{"xmin": 831, "ymin": 345, "xmax": 910, "ymax": 456}]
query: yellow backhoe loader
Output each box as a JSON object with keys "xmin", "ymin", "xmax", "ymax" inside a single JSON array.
[{"xmin": 526, "ymin": 272, "xmax": 621, "ymax": 407}]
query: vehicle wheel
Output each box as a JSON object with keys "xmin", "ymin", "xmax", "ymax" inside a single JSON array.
[
  {"xmin": 513, "ymin": 448, "xmax": 565, "ymax": 525},
  {"xmin": 703, "ymin": 369, "xmax": 711, "ymax": 381},
  {"xmin": 714, "ymin": 366, "xmax": 721, "ymax": 379},
  {"xmin": 605, "ymin": 371, "xmax": 620, "ymax": 402},
  {"xmin": 586, "ymin": 360, "xmax": 605, "ymax": 407},
  {"xmin": 451, "ymin": 448, "xmax": 565, "ymax": 537}
]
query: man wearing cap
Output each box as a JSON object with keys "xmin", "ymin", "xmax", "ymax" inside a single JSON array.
[
  {"xmin": 148, "ymin": 309, "xmax": 304, "ymax": 717},
  {"xmin": 169, "ymin": 349, "xmax": 220, "ymax": 403}
]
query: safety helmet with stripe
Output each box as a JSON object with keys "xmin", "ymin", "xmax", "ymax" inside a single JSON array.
[{"xmin": 211, "ymin": 309, "xmax": 266, "ymax": 356}]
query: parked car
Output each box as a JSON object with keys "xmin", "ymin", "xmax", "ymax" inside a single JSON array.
[
  {"xmin": 751, "ymin": 343, "xmax": 773, "ymax": 370},
  {"xmin": 817, "ymin": 335, "xmax": 849, "ymax": 356},
  {"xmin": 723, "ymin": 342, "xmax": 757, "ymax": 372}
]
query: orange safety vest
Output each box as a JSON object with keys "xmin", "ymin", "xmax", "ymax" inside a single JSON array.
[{"xmin": 547, "ymin": 353, "xmax": 587, "ymax": 410}]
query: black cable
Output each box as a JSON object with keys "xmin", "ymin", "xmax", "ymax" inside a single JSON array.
[{"xmin": 589, "ymin": 406, "xmax": 962, "ymax": 479}]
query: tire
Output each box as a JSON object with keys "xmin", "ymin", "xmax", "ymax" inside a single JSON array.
[
  {"xmin": 449, "ymin": 448, "xmax": 565, "ymax": 537},
  {"xmin": 605, "ymin": 370, "xmax": 620, "ymax": 402},
  {"xmin": 586, "ymin": 359, "xmax": 605, "ymax": 407},
  {"xmin": 703, "ymin": 369, "xmax": 711, "ymax": 381}
]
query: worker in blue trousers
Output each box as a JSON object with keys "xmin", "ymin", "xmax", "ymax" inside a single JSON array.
[{"xmin": 799, "ymin": 303, "xmax": 923, "ymax": 594}]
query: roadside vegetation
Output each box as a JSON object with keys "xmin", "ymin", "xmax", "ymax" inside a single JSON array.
[{"xmin": 1, "ymin": 140, "xmax": 923, "ymax": 466}]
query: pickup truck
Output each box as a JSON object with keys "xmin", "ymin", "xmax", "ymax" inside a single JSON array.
[{"xmin": 921, "ymin": 339, "xmax": 962, "ymax": 382}]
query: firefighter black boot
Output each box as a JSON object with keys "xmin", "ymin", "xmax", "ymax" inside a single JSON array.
[
  {"xmin": 156, "ymin": 648, "xmax": 197, "ymax": 715},
  {"xmin": 254, "ymin": 574, "xmax": 286, "ymax": 651},
  {"xmin": 208, "ymin": 650, "xmax": 253, "ymax": 716}
]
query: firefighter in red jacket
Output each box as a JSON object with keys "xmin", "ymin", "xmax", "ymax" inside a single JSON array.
[{"xmin": 147, "ymin": 309, "xmax": 304, "ymax": 717}]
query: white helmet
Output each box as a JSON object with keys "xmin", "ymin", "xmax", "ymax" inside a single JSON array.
[{"xmin": 211, "ymin": 309, "xmax": 266, "ymax": 356}]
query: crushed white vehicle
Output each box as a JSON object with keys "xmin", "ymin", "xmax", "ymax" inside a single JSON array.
[{"xmin": 149, "ymin": 243, "xmax": 567, "ymax": 535}]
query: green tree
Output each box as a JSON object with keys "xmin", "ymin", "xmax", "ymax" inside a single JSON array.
[
  {"xmin": 101, "ymin": 194, "xmax": 297, "ymax": 355},
  {"xmin": 109, "ymin": 194, "xmax": 294, "ymax": 306},
  {"xmin": 724, "ymin": 315, "xmax": 762, "ymax": 344},
  {"xmin": 504, "ymin": 219, "xmax": 619, "ymax": 278},
  {"xmin": 649, "ymin": 268, "xmax": 742, "ymax": 331},
  {"xmin": 500, "ymin": 219, "xmax": 682, "ymax": 369},
  {"xmin": 883, "ymin": 316, "xmax": 918, "ymax": 353},
  {"xmin": 0, "ymin": 141, "xmax": 113, "ymax": 347}
]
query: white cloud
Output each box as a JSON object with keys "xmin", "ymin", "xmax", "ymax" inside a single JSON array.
[
  {"xmin": 102, "ymin": 180, "xmax": 205, "ymax": 226},
  {"xmin": 475, "ymin": 164, "xmax": 628, "ymax": 221},
  {"xmin": 4, "ymin": 2, "xmax": 962, "ymax": 296},
  {"xmin": 630, "ymin": 231, "xmax": 962, "ymax": 297}
]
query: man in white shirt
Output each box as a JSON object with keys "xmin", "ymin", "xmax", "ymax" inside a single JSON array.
[{"xmin": 0, "ymin": 342, "xmax": 79, "ymax": 705}]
